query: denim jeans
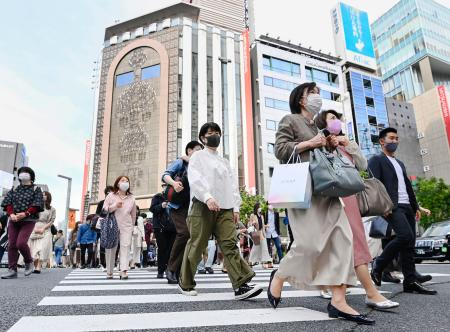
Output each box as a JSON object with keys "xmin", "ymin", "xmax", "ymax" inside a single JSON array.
[
  {"xmin": 54, "ymin": 246, "xmax": 64, "ymax": 266},
  {"xmin": 266, "ymin": 236, "xmax": 283, "ymax": 262},
  {"xmin": 197, "ymin": 239, "xmax": 216, "ymax": 270}
]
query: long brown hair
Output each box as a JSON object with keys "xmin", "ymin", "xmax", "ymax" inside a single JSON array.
[
  {"xmin": 43, "ymin": 191, "xmax": 52, "ymax": 210},
  {"xmin": 113, "ymin": 175, "xmax": 132, "ymax": 195}
]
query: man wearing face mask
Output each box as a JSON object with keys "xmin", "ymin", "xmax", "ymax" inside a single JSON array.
[
  {"xmin": 178, "ymin": 122, "xmax": 263, "ymax": 300},
  {"xmin": 369, "ymin": 128, "xmax": 437, "ymax": 295}
]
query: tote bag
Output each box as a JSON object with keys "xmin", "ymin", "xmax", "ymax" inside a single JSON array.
[
  {"xmin": 268, "ymin": 150, "xmax": 312, "ymax": 209},
  {"xmin": 100, "ymin": 212, "xmax": 119, "ymax": 249}
]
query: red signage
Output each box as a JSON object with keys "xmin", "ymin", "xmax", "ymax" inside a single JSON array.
[
  {"xmin": 438, "ymin": 86, "xmax": 450, "ymax": 148},
  {"xmin": 242, "ymin": 30, "xmax": 256, "ymax": 193}
]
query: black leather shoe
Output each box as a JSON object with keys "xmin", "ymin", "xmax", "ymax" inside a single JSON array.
[
  {"xmin": 166, "ymin": 270, "xmax": 178, "ymax": 284},
  {"xmin": 382, "ymin": 272, "xmax": 401, "ymax": 284},
  {"xmin": 157, "ymin": 272, "xmax": 164, "ymax": 279},
  {"xmin": 404, "ymin": 281, "xmax": 437, "ymax": 295},
  {"xmin": 267, "ymin": 269, "xmax": 281, "ymax": 309},
  {"xmin": 415, "ymin": 272, "xmax": 432, "ymax": 283},
  {"xmin": 327, "ymin": 303, "xmax": 375, "ymax": 325},
  {"xmin": 370, "ymin": 268, "xmax": 382, "ymax": 287}
]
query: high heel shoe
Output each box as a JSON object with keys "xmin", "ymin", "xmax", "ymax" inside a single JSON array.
[
  {"xmin": 327, "ymin": 302, "xmax": 375, "ymax": 325},
  {"xmin": 267, "ymin": 269, "xmax": 281, "ymax": 309},
  {"xmin": 120, "ymin": 272, "xmax": 128, "ymax": 280}
]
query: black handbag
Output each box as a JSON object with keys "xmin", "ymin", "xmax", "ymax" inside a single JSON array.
[
  {"xmin": 163, "ymin": 161, "xmax": 190, "ymax": 206},
  {"xmin": 50, "ymin": 224, "xmax": 58, "ymax": 235},
  {"xmin": 369, "ymin": 216, "xmax": 391, "ymax": 239}
]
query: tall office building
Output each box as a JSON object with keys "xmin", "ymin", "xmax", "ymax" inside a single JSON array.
[
  {"xmin": 0, "ymin": 140, "xmax": 28, "ymax": 187},
  {"xmin": 331, "ymin": 2, "xmax": 390, "ymax": 159},
  {"xmin": 89, "ymin": 2, "xmax": 255, "ymax": 207},
  {"xmin": 251, "ymin": 35, "xmax": 346, "ymax": 196},
  {"xmin": 372, "ymin": 0, "xmax": 450, "ymax": 182}
]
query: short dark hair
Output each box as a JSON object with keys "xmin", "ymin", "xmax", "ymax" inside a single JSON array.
[
  {"xmin": 314, "ymin": 110, "xmax": 342, "ymax": 131},
  {"xmin": 17, "ymin": 166, "xmax": 36, "ymax": 183},
  {"xmin": 113, "ymin": 175, "xmax": 132, "ymax": 195},
  {"xmin": 57, "ymin": 230, "xmax": 63, "ymax": 234},
  {"xmin": 104, "ymin": 186, "xmax": 114, "ymax": 195},
  {"xmin": 253, "ymin": 202, "xmax": 261, "ymax": 215},
  {"xmin": 289, "ymin": 82, "xmax": 317, "ymax": 114},
  {"xmin": 198, "ymin": 122, "xmax": 222, "ymax": 142},
  {"xmin": 379, "ymin": 127, "xmax": 398, "ymax": 141},
  {"xmin": 185, "ymin": 140, "xmax": 204, "ymax": 155}
]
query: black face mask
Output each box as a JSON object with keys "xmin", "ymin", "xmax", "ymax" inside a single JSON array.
[{"xmin": 205, "ymin": 134, "xmax": 221, "ymax": 148}]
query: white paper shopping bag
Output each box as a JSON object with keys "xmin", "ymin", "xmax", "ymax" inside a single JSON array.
[{"xmin": 268, "ymin": 162, "xmax": 312, "ymax": 209}]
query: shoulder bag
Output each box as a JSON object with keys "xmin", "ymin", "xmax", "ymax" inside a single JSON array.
[
  {"xmin": 368, "ymin": 216, "xmax": 391, "ymax": 239},
  {"xmin": 100, "ymin": 211, "xmax": 119, "ymax": 249},
  {"xmin": 309, "ymin": 147, "xmax": 365, "ymax": 197},
  {"xmin": 356, "ymin": 168, "xmax": 394, "ymax": 217}
]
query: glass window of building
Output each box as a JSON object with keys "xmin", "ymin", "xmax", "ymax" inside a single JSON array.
[
  {"xmin": 363, "ymin": 79, "xmax": 372, "ymax": 89},
  {"xmin": 116, "ymin": 71, "xmax": 134, "ymax": 87},
  {"xmin": 266, "ymin": 119, "xmax": 277, "ymax": 131},
  {"xmin": 320, "ymin": 90, "xmax": 341, "ymax": 101},
  {"xmin": 366, "ymin": 97, "xmax": 375, "ymax": 108},
  {"xmin": 265, "ymin": 97, "xmax": 290, "ymax": 111},
  {"xmin": 269, "ymin": 167, "xmax": 274, "ymax": 177},
  {"xmin": 305, "ymin": 66, "xmax": 339, "ymax": 87},
  {"xmin": 141, "ymin": 64, "xmax": 161, "ymax": 80},
  {"xmin": 262, "ymin": 55, "xmax": 300, "ymax": 77},
  {"xmin": 267, "ymin": 143, "xmax": 275, "ymax": 154}
]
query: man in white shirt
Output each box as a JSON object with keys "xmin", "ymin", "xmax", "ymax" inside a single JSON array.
[
  {"xmin": 178, "ymin": 122, "xmax": 263, "ymax": 300},
  {"xmin": 369, "ymin": 127, "xmax": 436, "ymax": 295},
  {"xmin": 265, "ymin": 204, "xmax": 283, "ymax": 262}
]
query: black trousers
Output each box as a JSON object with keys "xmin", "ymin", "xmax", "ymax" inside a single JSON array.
[
  {"xmin": 80, "ymin": 243, "xmax": 94, "ymax": 267},
  {"xmin": 155, "ymin": 229, "xmax": 176, "ymax": 274},
  {"xmin": 374, "ymin": 204, "xmax": 416, "ymax": 284}
]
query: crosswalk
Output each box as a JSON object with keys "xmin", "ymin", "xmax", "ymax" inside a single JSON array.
[{"xmin": 8, "ymin": 266, "xmax": 387, "ymax": 332}]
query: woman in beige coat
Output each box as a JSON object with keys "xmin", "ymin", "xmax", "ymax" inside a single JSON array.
[
  {"xmin": 102, "ymin": 176, "xmax": 136, "ymax": 279},
  {"xmin": 267, "ymin": 82, "xmax": 374, "ymax": 325}
]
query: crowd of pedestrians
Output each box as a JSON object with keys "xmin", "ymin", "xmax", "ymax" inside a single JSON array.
[{"xmin": 0, "ymin": 81, "xmax": 439, "ymax": 326}]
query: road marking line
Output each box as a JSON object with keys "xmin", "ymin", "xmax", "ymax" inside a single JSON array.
[
  {"xmin": 60, "ymin": 277, "xmax": 270, "ymax": 284},
  {"xmin": 9, "ymin": 307, "xmax": 332, "ymax": 331}
]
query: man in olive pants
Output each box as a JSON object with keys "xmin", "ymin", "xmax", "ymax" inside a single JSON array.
[{"xmin": 178, "ymin": 122, "xmax": 262, "ymax": 300}]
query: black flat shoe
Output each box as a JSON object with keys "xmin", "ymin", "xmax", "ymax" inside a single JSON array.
[
  {"xmin": 327, "ymin": 303, "xmax": 375, "ymax": 325},
  {"xmin": 415, "ymin": 272, "xmax": 432, "ymax": 283},
  {"xmin": 267, "ymin": 269, "xmax": 281, "ymax": 309},
  {"xmin": 370, "ymin": 268, "xmax": 382, "ymax": 287},
  {"xmin": 404, "ymin": 281, "xmax": 437, "ymax": 295},
  {"xmin": 382, "ymin": 271, "xmax": 401, "ymax": 284}
]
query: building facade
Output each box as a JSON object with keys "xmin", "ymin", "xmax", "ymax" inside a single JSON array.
[
  {"xmin": 372, "ymin": 0, "xmax": 450, "ymax": 101},
  {"xmin": 410, "ymin": 86, "xmax": 450, "ymax": 183},
  {"xmin": 0, "ymin": 140, "xmax": 28, "ymax": 188},
  {"xmin": 385, "ymin": 97, "xmax": 424, "ymax": 177},
  {"xmin": 251, "ymin": 35, "xmax": 346, "ymax": 197},
  {"xmin": 90, "ymin": 3, "xmax": 254, "ymax": 206}
]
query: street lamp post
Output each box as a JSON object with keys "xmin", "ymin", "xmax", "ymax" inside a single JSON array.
[{"xmin": 57, "ymin": 174, "xmax": 72, "ymax": 239}]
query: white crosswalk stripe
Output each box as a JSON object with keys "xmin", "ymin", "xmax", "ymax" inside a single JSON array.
[{"xmin": 8, "ymin": 266, "xmax": 385, "ymax": 332}]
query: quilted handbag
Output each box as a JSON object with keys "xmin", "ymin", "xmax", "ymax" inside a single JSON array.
[
  {"xmin": 100, "ymin": 211, "xmax": 119, "ymax": 249},
  {"xmin": 309, "ymin": 147, "xmax": 365, "ymax": 197}
]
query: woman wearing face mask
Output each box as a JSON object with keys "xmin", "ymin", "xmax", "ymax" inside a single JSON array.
[
  {"xmin": 102, "ymin": 176, "xmax": 136, "ymax": 279},
  {"xmin": 28, "ymin": 191, "xmax": 56, "ymax": 273},
  {"xmin": 1, "ymin": 167, "xmax": 44, "ymax": 279},
  {"xmin": 268, "ymin": 83, "xmax": 374, "ymax": 325},
  {"xmin": 248, "ymin": 202, "xmax": 272, "ymax": 268},
  {"xmin": 315, "ymin": 110, "xmax": 399, "ymax": 310}
]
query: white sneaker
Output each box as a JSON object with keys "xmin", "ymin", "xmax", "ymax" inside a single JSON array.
[
  {"xmin": 365, "ymin": 297, "xmax": 399, "ymax": 309},
  {"xmin": 178, "ymin": 284, "xmax": 198, "ymax": 296},
  {"xmin": 320, "ymin": 290, "xmax": 332, "ymax": 299},
  {"xmin": 102, "ymin": 268, "xmax": 107, "ymax": 272}
]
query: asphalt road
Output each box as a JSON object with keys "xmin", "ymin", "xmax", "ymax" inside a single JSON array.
[{"xmin": 1, "ymin": 262, "xmax": 449, "ymax": 332}]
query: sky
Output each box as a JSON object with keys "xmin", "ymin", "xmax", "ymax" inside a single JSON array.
[{"xmin": 1, "ymin": 0, "xmax": 449, "ymax": 226}]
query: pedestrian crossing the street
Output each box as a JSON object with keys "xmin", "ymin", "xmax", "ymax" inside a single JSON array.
[{"xmin": 8, "ymin": 266, "xmax": 387, "ymax": 332}]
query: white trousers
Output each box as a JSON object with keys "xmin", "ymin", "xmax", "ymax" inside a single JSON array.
[{"xmin": 105, "ymin": 244, "xmax": 131, "ymax": 274}]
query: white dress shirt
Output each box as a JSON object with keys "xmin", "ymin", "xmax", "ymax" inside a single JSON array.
[
  {"xmin": 266, "ymin": 210, "xmax": 279, "ymax": 238},
  {"xmin": 188, "ymin": 148, "xmax": 241, "ymax": 212},
  {"xmin": 387, "ymin": 155, "xmax": 410, "ymax": 204}
]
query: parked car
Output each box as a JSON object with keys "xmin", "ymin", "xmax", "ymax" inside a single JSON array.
[{"xmin": 415, "ymin": 220, "xmax": 450, "ymax": 263}]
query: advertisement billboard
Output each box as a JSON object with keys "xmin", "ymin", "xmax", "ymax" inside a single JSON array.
[
  {"xmin": 438, "ymin": 86, "xmax": 450, "ymax": 148},
  {"xmin": 331, "ymin": 2, "xmax": 377, "ymax": 70}
]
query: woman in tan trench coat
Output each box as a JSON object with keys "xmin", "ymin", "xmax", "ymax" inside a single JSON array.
[{"xmin": 267, "ymin": 82, "xmax": 374, "ymax": 325}]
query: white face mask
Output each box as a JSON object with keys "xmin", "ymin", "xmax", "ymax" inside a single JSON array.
[
  {"xmin": 305, "ymin": 94, "xmax": 322, "ymax": 115},
  {"xmin": 119, "ymin": 182, "xmax": 129, "ymax": 192},
  {"xmin": 18, "ymin": 173, "xmax": 31, "ymax": 182}
]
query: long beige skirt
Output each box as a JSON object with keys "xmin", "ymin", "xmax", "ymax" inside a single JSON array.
[
  {"xmin": 276, "ymin": 195, "xmax": 357, "ymax": 290},
  {"xmin": 249, "ymin": 229, "xmax": 272, "ymax": 264}
]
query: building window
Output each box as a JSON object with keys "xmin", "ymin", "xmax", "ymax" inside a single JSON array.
[
  {"xmin": 363, "ymin": 79, "xmax": 372, "ymax": 89},
  {"xmin": 267, "ymin": 143, "xmax": 275, "ymax": 154},
  {"xmin": 305, "ymin": 66, "xmax": 339, "ymax": 87},
  {"xmin": 116, "ymin": 71, "xmax": 134, "ymax": 87},
  {"xmin": 263, "ymin": 55, "xmax": 300, "ymax": 77},
  {"xmin": 264, "ymin": 76, "xmax": 297, "ymax": 91},
  {"xmin": 266, "ymin": 119, "xmax": 277, "ymax": 131},
  {"xmin": 265, "ymin": 97, "xmax": 290, "ymax": 111},
  {"xmin": 269, "ymin": 167, "xmax": 274, "ymax": 177},
  {"xmin": 320, "ymin": 90, "xmax": 341, "ymax": 101},
  {"xmin": 141, "ymin": 64, "xmax": 161, "ymax": 80},
  {"xmin": 365, "ymin": 97, "xmax": 375, "ymax": 108}
]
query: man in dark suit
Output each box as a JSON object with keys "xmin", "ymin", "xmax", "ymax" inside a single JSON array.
[
  {"xmin": 265, "ymin": 204, "xmax": 283, "ymax": 263},
  {"xmin": 369, "ymin": 128, "xmax": 436, "ymax": 295}
]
